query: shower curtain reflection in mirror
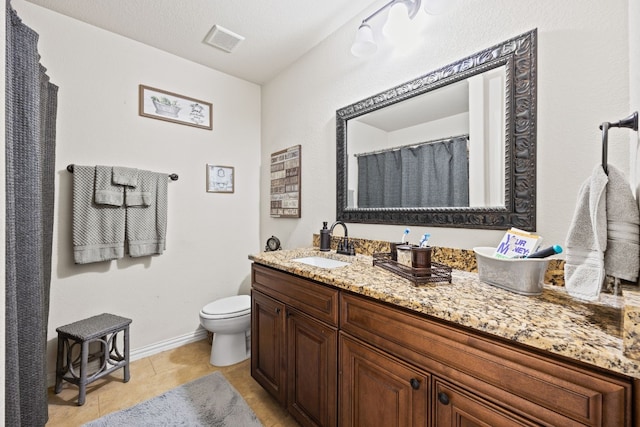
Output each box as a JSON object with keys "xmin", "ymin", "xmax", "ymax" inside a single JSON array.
[{"xmin": 355, "ymin": 136, "xmax": 469, "ymax": 208}]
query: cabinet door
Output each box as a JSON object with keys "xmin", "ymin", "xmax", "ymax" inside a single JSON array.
[
  {"xmin": 287, "ymin": 308, "xmax": 338, "ymax": 427},
  {"xmin": 251, "ymin": 290, "xmax": 286, "ymax": 405},
  {"xmin": 339, "ymin": 333, "xmax": 429, "ymax": 427},
  {"xmin": 433, "ymin": 378, "xmax": 539, "ymax": 427}
]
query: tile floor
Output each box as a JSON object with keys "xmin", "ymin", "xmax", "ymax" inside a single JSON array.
[{"xmin": 46, "ymin": 339, "xmax": 299, "ymax": 426}]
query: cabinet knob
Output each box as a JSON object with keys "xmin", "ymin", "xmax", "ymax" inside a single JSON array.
[
  {"xmin": 409, "ymin": 378, "xmax": 420, "ymax": 390},
  {"xmin": 275, "ymin": 308, "xmax": 281, "ymax": 314},
  {"xmin": 437, "ymin": 391, "xmax": 450, "ymax": 405}
]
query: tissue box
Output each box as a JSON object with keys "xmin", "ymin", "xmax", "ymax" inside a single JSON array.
[{"xmin": 473, "ymin": 247, "xmax": 549, "ymax": 296}]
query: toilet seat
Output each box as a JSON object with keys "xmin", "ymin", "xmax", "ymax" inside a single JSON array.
[{"xmin": 201, "ymin": 295, "xmax": 250, "ymax": 319}]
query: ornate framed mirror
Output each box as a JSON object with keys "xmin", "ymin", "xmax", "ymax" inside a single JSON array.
[{"xmin": 336, "ymin": 29, "xmax": 537, "ymax": 230}]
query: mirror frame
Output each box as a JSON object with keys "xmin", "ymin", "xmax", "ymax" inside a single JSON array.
[{"xmin": 336, "ymin": 29, "xmax": 537, "ymax": 230}]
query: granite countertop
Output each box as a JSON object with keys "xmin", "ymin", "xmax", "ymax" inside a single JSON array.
[{"xmin": 249, "ymin": 247, "xmax": 640, "ymax": 379}]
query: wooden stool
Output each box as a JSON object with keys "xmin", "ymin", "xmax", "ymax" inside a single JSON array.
[{"xmin": 55, "ymin": 313, "xmax": 132, "ymax": 405}]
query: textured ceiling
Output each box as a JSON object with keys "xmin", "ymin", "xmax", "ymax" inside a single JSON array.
[{"xmin": 24, "ymin": 0, "xmax": 378, "ymax": 84}]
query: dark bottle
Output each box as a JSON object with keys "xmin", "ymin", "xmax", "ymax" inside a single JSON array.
[{"xmin": 320, "ymin": 221, "xmax": 331, "ymax": 251}]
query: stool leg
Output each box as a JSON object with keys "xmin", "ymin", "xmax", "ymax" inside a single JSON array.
[
  {"xmin": 78, "ymin": 340, "xmax": 89, "ymax": 406},
  {"xmin": 123, "ymin": 326, "xmax": 130, "ymax": 382},
  {"xmin": 100, "ymin": 335, "xmax": 107, "ymax": 370},
  {"xmin": 55, "ymin": 335, "xmax": 64, "ymax": 394}
]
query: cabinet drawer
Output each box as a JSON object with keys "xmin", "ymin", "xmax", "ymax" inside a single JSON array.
[
  {"xmin": 433, "ymin": 377, "xmax": 538, "ymax": 427},
  {"xmin": 341, "ymin": 292, "xmax": 631, "ymax": 427},
  {"xmin": 252, "ymin": 264, "xmax": 339, "ymax": 326}
]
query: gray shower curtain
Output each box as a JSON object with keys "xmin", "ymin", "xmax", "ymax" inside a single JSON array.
[
  {"xmin": 5, "ymin": 4, "xmax": 58, "ymax": 426},
  {"xmin": 357, "ymin": 136, "xmax": 469, "ymax": 208}
]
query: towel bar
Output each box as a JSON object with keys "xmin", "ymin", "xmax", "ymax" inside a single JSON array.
[
  {"xmin": 599, "ymin": 111, "xmax": 638, "ymax": 175},
  {"xmin": 66, "ymin": 164, "xmax": 178, "ymax": 181}
]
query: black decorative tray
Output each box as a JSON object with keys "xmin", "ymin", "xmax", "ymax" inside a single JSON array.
[{"xmin": 373, "ymin": 253, "xmax": 452, "ymax": 285}]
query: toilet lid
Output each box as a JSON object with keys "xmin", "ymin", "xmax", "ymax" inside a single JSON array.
[{"xmin": 202, "ymin": 295, "xmax": 250, "ymax": 316}]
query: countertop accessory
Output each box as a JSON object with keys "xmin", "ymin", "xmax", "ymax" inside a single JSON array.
[
  {"xmin": 526, "ymin": 245, "xmax": 562, "ymax": 259},
  {"xmin": 411, "ymin": 246, "xmax": 432, "ymax": 269},
  {"xmin": 419, "ymin": 233, "xmax": 431, "ymax": 247},
  {"xmin": 401, "ymin": 227, "xmax": 410, "ymax": 243},
  {"xmin": 319, "ymin": 221, "xmax": 331, "ymax": 251},
  {"xmin": 373, "ymin": 252, "xmax": 451, "ymax": 285},
  {"xmin": 395, "ymin": 244, "xmax": 413, "ymax": 267},
  {"xmin": 265, "ymin": 236, "xmax": 281, "ymax": 252},
  {"xmin": 474, "ymin": 246, "xmax": 549, "ymax": 295}
]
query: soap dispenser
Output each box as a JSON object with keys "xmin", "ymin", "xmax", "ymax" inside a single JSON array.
[{"xmin": 320, "ymin": 221, "xmax": 331, "ymax": 252}]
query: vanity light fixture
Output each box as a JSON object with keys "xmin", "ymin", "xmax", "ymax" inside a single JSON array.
[{"xmin": 350, "ymin": 0, "xmax": 459, "ymax": 58}]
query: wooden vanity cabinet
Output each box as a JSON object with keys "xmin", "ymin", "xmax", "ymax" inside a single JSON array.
[
  {"xmin": 340, "ymin": 292, "xmax": 634, "ymax": 427},
  {"xmin": 252, "ymin": 263, "xmax": 636, "ymax": 427},
  {"xmin": 251, "ymin": 264, "xmax": 339, "ymax": 427}
]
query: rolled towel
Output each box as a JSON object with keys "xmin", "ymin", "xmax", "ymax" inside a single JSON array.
[
  {"xmin": 604, "ymin": 165, "xmax": 640, "ymax": 282},
  {"xmin": 564, "ymin": 164, "xmax": 608, "ymax": 301},
  {"xmin": 112, "ymin": 166, "xmax": 139, "ymax": 186},
  {"xmin": 94, "ymin": 165, "xmax": 123, "ymax": 206}
]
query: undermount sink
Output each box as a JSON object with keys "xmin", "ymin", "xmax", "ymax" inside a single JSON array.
[{"xmin": 292, "ymin": 256, "xmax": 350, "ymax": 269}]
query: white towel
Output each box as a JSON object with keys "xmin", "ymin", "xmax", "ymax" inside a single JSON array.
[
  {"xmin": 564, "ymin": 164, "xmax": 608, "ymax": 300},
  {"xmin": 73, "ymin": 165, "xmax": 125, "ymax": 263},
  {"xmin": 126, "ymin": 170, "xmax": 168, "ymax": 257},
  {"xmin": 604, "ymin": 165, "xmax": 640, "ymax": 281}
]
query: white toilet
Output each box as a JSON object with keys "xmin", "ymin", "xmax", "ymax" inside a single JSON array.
[{"xmin": 199, "ymin": 295, "xmax": 251, "ymax": 366}]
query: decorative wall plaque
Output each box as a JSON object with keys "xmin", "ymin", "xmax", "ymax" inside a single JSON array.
[{"xmin": 270, "ymin": 145, "xmax": 301, "ymax": 218}]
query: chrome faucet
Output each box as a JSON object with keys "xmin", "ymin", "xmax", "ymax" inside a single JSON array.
[{"xmin": 328, "ymin": 221, "xmax": 355, "ymax": 256}]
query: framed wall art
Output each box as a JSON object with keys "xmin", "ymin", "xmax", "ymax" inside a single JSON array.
[
  {"xmin": 270, "ymin": 145, "xmax": 301, "ymax": 218},
  {"xmin": 139, "ymin": 84, "xmax": 212, "ymax": 130},
  {"xmin": 206, "ymin": 165, "xmax": 234, "ymax": 193}
]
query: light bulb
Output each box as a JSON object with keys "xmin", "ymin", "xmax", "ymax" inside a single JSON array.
[
  {"xmin": 351, "ymin": 23, "xmax": 377, "ymax": 58},
  {"xmin": 383, "ymin": 2, "xmax": 411, "ymax": 41}
]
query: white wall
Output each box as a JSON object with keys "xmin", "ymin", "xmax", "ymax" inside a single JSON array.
[
  {"xmin": 11, "ymin": 0, "xmax": 261, "ymax": 376},
  {"xmin": 261, "ymin": 0, "xmax": 631, "ymax": 251}
]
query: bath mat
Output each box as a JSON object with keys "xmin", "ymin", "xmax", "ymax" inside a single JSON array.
[{"xmin": 83, "ymin": 371, "xmax": 262, "ymax": 427}]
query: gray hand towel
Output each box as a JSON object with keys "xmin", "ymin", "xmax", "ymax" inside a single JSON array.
[
  {"xmin": 125, "ymin": 188, "xmax": 152, "ymax": 207},
  {"xmin": 126, "ymin": 170, "xmax": 168, "ymax": 257},
  {"xmin": 73, "ymin": 165, "xmax": 125, "ymax": 263},
  {"xmin": 94, "ymin": 165, "xmax": 123, "ymax": 206},
  {"xmin": 604, "ymin": 165, "xmax": 640, "ymax": 281},
  {"xmin": 564, "ymin": 164, "xmax": 608, "ymax": 301},
  {"xmin": 112, "ymin": 166, "xmax": 139, "ymax": 186}
]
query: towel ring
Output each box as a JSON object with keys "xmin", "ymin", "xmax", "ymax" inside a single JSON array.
[
  {"xmin": 599, "ymin": 111, "xmax": 638, "ymax": 175},
  {"xmin": 66, "ymin": 164, "xmax": 179, "ymax": 181}
]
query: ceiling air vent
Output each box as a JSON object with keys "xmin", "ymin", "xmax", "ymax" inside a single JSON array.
[{"xmin": 204, "ymin": 25, "xmax": 245, "ymax": 53}]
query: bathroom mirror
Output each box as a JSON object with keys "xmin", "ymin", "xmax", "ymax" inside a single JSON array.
[{"xmin": 336, "ymin": 29, "xmax": 537, "ymax": 230}]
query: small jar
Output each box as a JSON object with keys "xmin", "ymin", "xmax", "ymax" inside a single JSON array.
[
  {"xmin": 396, "ymin": 245, "xmax": 413, "ymax": 267},
  {"xmin": 411, "ymin": 246, "xmax": 432, "ymax": 269}
]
